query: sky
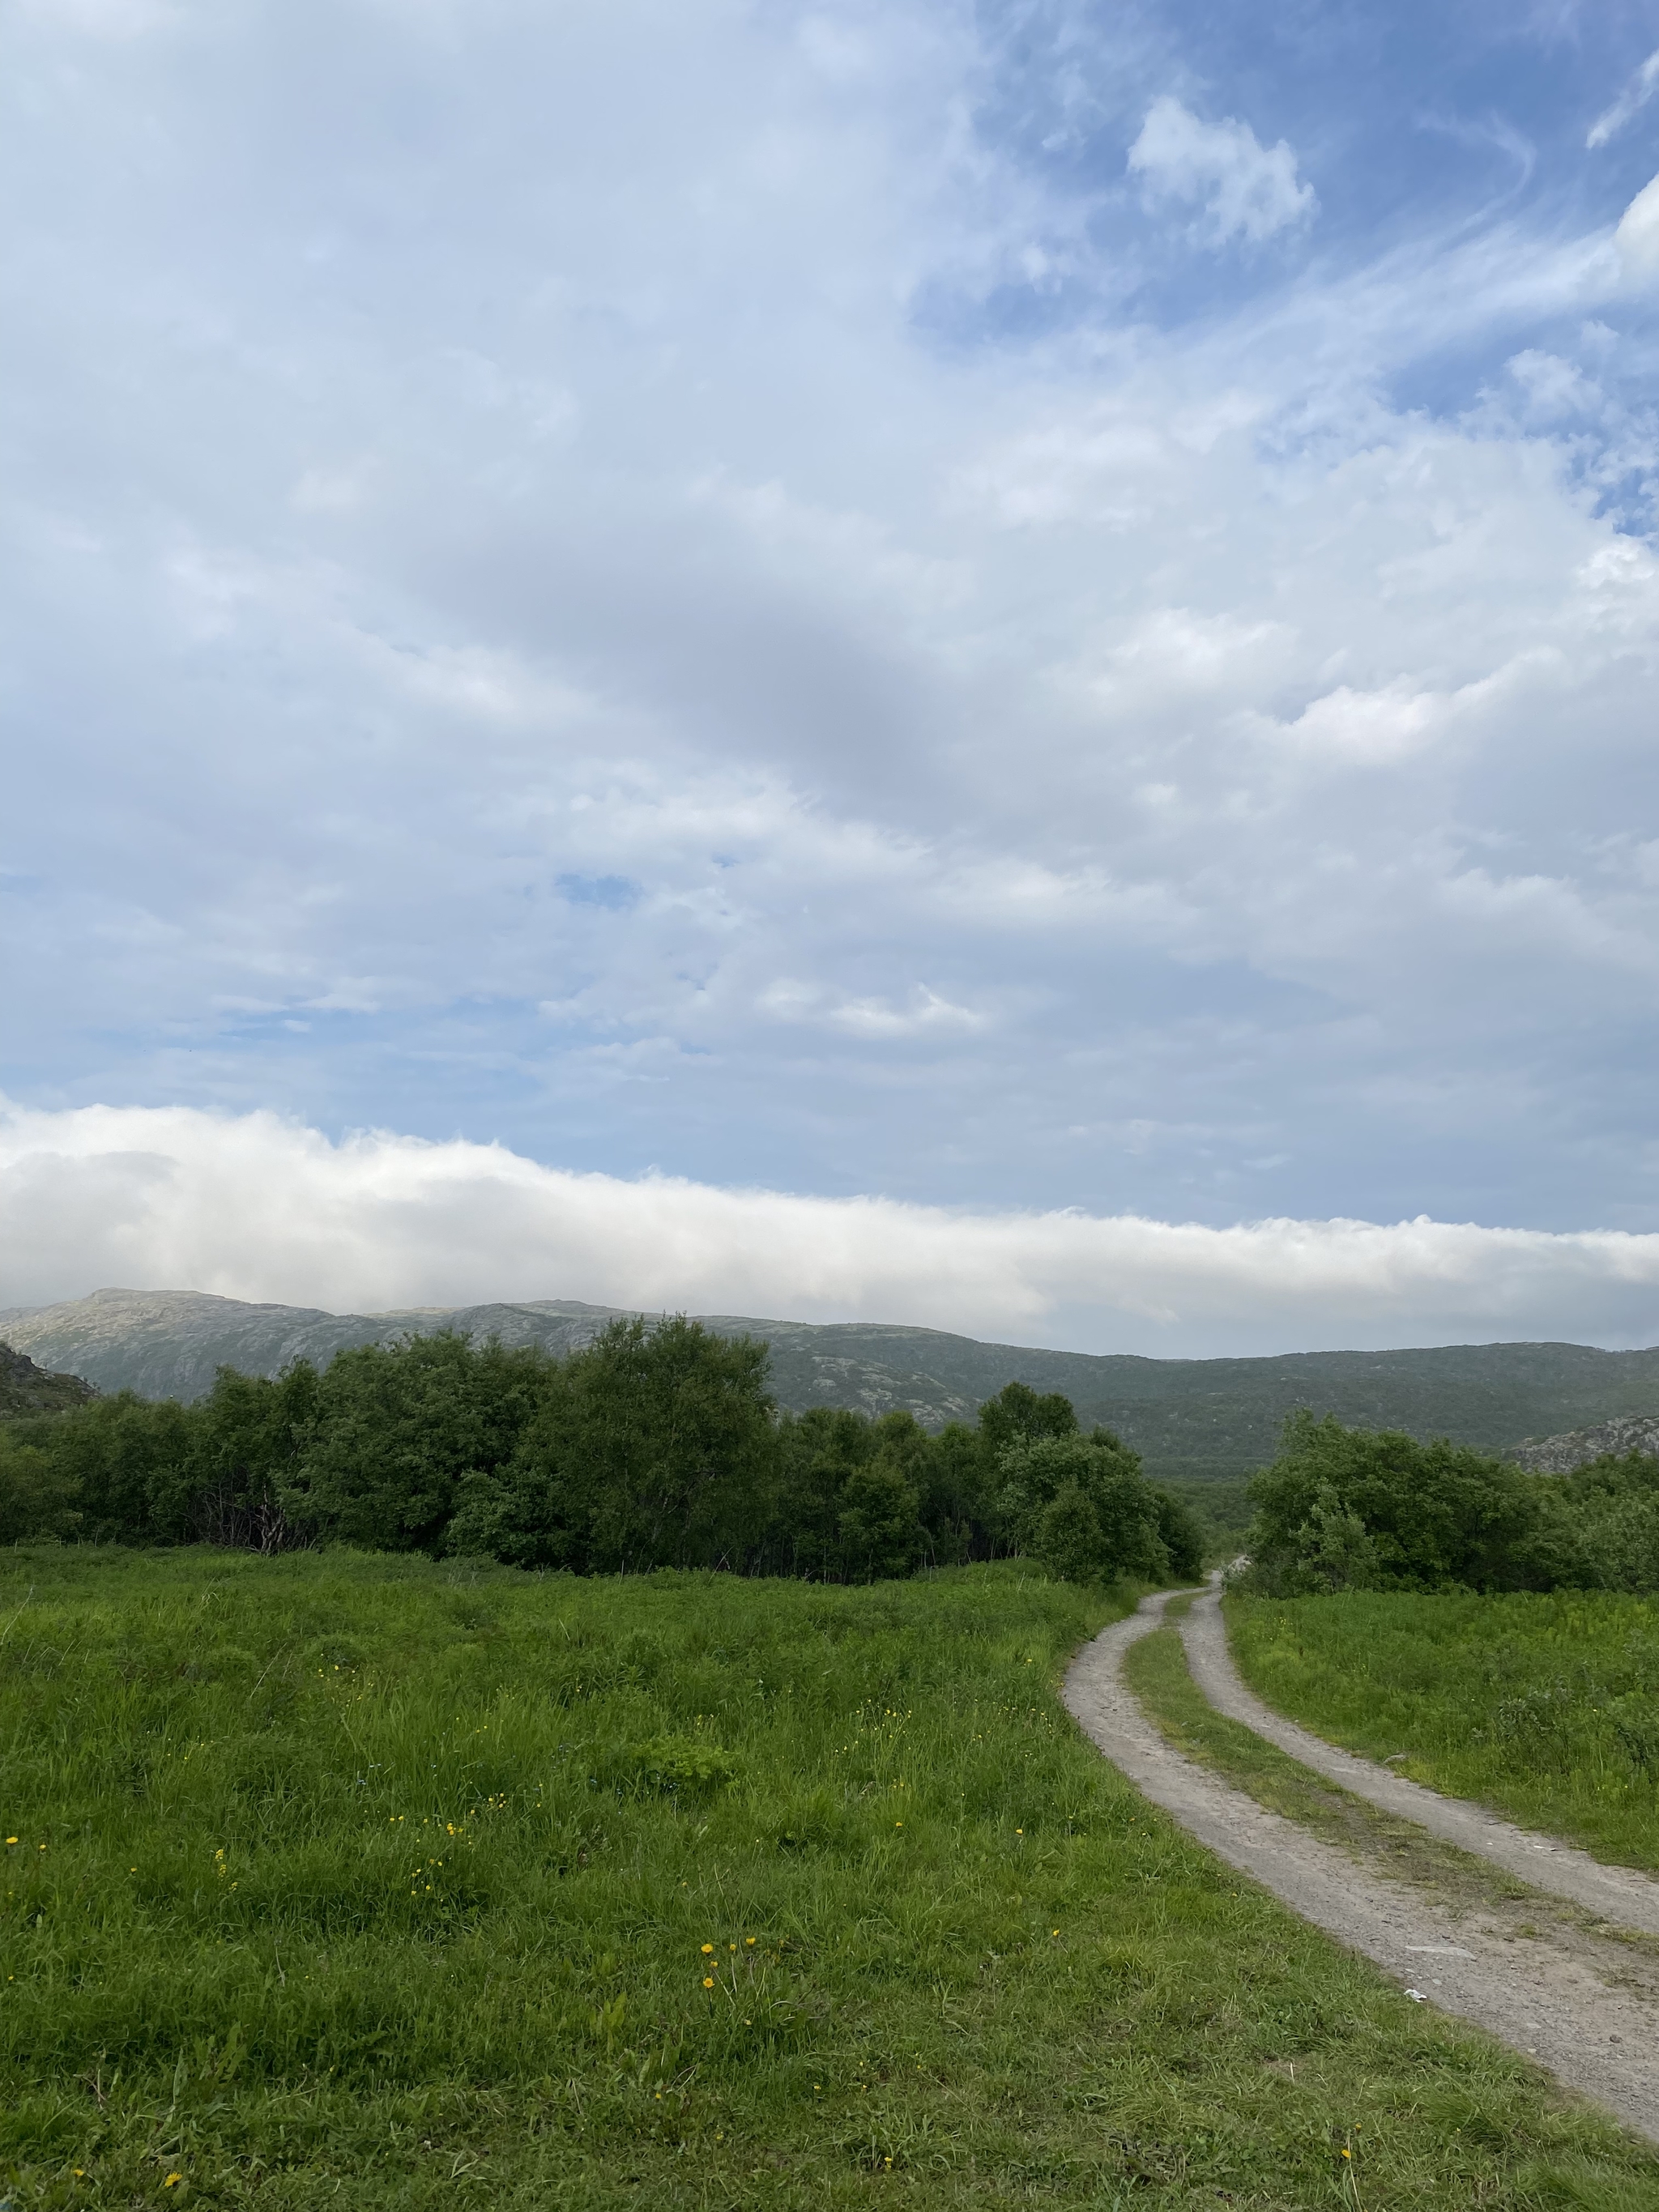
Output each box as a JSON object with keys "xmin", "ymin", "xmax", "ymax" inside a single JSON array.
[{"xmin": 4, "ymin": 0, "xmax": 1659, "ymax": 1352}]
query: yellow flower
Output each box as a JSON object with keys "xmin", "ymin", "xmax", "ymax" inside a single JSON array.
[
  {"xmin": 701, "ymin": 1942, "xmax": 714, "ymax": 1954},
  {"xmin": 164, "ymin": 2176, "xmax": 182, "ymax": 2189},
  {"xmin": 702, "ymin": 1976, "xmax": 714, "ymax": 1988},
  {"xmin": 3, "ymin": 1839, "xmax": 15, "ymax": 1847},
  {"xmin": 745, "ymin": 1936, "xmax": 756, "ymax": 1946}
]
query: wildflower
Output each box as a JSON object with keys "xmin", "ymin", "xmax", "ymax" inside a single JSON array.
[
  {"xmin": 702, "ymin": 1976, "xmax": 714, "ymax": 1988},
  {"xmin": 727, "ymin": 1942, "xmax": 736, "ymax": 1951},
  {"xmin": 164, "ymin": 2176, "xmax": 182, "ymax": 2189},
  {"xmin": 745, "ymin": 1936, "xmax": 756, "ymax": 1946},
  {"xmin": 701, "ymin": 1942, "xmax": 714, "ymax": 1954},
  {"xmin": 3, "ymin": 1839, "xmax": 15, "ymax": 1847}
]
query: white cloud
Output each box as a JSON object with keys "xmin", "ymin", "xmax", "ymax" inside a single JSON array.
[
  {"xmin": 1128, "ymin": 96, "xmax": 1316, "ymax": 246},
  {"xmin": 5, "ymin": 0, "xmax": 1659, "ymax": 1259},
  {"xmin": 1587, "ymin": 48, "xmax": 1659, "ymax": 149},
  {"xmin": 1614, "ymin": 173, "xmax": 1659, "ymax": 285},
  {"xmin": 3, "ymin": 1102, "xmax": 1659, "ymax": 1357}
]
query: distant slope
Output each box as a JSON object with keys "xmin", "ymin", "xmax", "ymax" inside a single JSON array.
[
  {"xmin": 1512, "ymin": 1415, "xmax": 1659, "ymax": 1474},
  {"xmin": 0, "ymin": 1341, "xmax": 97, "ymax": 1419},
  {"xmin": 7, "ymin": 1289, "xmax": 1659, "ymax": 1486}
]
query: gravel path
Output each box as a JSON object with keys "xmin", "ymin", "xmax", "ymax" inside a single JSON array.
[
  {"xmin": 1064, "ymin": 1593, "xmax": 1659, "ymax": 2146},
  {"xmin": 1179, "ymin": 1584, "xmax": 1659, "ymax": 1937}
]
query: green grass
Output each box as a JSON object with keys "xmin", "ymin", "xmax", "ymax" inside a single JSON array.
[
  {"xmin": 2, "ymin": 1550, "xmax": 1657, "ymax": 2210},
  {"xmin": 1228, "ymin": 1591, "xmax": 1659, "ymax": 1873}
]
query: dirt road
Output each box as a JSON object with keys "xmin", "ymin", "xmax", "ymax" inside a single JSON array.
[
  {"xmin": 1064, "ymin": 1593, "xmax": 1659, "ymax": 2146},
  {"xmin": 1176, "ymin": 1585, "xmax": 1659, "ymax": 1935}
]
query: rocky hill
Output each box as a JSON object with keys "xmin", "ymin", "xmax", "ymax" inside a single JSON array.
[
  {"xmin": 0, "ymin": 1340, "xmax": 98, "ymax": 1419},
  {"xmin": 1512, "ymin": 1415, "xmax": 1659, "ymax": 1474},
  {"xmin": 6, "ymin": 1288, "xmax": 1659, "ymax": 1488}
]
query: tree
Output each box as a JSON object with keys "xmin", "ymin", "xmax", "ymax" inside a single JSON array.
[
  {"xmin": 996, "ymin": 1430, "xmax": 1171, "ymax": 1583},
  {"xmin": 288, "ymin": 1333, "xmax": 555, "ymax": 1552},
  {"xmin": 1243, "ymin": 1413, "xmax": 1554, "ymax": 1594},
  {"xmin": 0, "ymin": 1430, "xmax": 81, "ymax": 1544},
  {"xmin": 488, "ymin": 1316, "xmax": 778, "ymax": 1572},
  {"xmin": 766, "ymin": 1407, "xmax": 874, "ymax": 1579},
  {"xmin": 186, "ymin": 1362, "xmax": 318, "ymax": 1549},
  {"xmin": 837, "ymin": 1450, "xmax": 926, "ymax": 1582}
]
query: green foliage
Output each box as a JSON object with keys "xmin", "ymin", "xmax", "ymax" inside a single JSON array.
[
  {"xmin": 0, "ymin": 1547, "xmax": 1652, "ymax": 2210},
  {"xmin": 1230, "ymin": 1587, "xmax": 1659, "ymax": 1873},
  {"xmin": 0, "ymin": 1431, "xmax": 80, "ymax": 1545},
  {"xmin": 1242, "ymin": 1412, "xmax": 1568, "ymax": 1595},
  {"xmin": 996, "ymin": 1430, "xmax": 1176, "ymax": 1585},
  {"xmin": 291, "ymin": 1332, "xmax": 554, "ymax": 1552},
  {"xmin": 1240, "ymin": 1415, "xmax": 1659, "ymax": 1597},
  {"xmin": 1555, "ymin": 1452, "xmax": 1659, "ymax": 1591},
  {"xmin": 0, "ymin": 1323, "xmax": 1183, "ymax": 1589},
  {"xmin": 1149, "ymin": 1485, "xmax": 1205, "ymax": 1580},
  {"xmin": 834, "ymin": 1451, "xmax": 925, "ymax": 1583}
]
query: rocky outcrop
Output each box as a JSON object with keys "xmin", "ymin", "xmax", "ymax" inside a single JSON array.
[
  {"xmin": 0, "ymin": 1340, "xmax": 97, "ymax": 1419},
  {"xmin": 1512, "ymin": 1416, "xmax": 1659, "ymax": 1474}
]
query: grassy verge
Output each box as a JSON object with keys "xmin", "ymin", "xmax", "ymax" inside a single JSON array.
[
  {"xmin": 0, "ymin": 1549, "xmax": 1655, "ymax": 2209},
  {"xmin": 1226, "ymin": 1592, "xmax": 1659, "ymax": 1873}
]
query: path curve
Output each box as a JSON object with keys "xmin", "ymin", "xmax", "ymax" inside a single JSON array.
[
  {"xmin": 1064, "ymin": 1593, "xmax": 1659, "ymax": 2146},
  {"xmin": 1179, "ymin": 1586, "xmax": 1659, "ymax": 1937}
]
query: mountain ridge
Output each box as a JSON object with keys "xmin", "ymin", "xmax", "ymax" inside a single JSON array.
[{"xmin": 7, "ymin": 1288, "xmax": 1659, "ymax": 1486}]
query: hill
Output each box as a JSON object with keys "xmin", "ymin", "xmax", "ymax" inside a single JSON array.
[
  {"xmin": 6, "ymin": 1287, "xmax": 1659, "ymax": 1485},
  {"xmin": 0, "ymin": 1340, "xmax": 97, "ymax": 1419}
]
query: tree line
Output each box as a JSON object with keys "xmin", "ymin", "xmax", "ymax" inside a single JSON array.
[
  {"xmin": 1241, "ymin": 1410, "xmax": 1659, "ymax": 1595},
  {"xmin": 0, "ymin": 1317, "xmax": 1204, "ymax": 1586}
]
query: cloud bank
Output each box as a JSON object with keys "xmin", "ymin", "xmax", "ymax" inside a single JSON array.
[{"xmin": 5, "ymin": 1103, "xmax": 1658, "ymax": 1358}]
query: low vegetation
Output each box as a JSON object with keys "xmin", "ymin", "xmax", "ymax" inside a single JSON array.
[
  {"xmin": 1239, "ymin": 1412, "xmax": 1659, "ymax": 1596},
  {"xmin": 0, "ymin": 1321, "xmax": 1204, "ymax": 1587},
  {"xmin": 1228, "ymin": 1588, "xmax": 1659, "ymax": 1874},
  {"xmin": 4, "ymin": 1548, "xmax": 1656, "ymax": 2208}
]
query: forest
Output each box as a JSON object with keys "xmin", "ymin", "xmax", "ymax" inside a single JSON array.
[{"xmin": 0, "ymin": 1315, "xmax": 1204, "ymax": 1586}]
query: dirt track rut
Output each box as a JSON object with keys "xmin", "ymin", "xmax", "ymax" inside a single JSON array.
[
  {"xmin": 1178, "ymin": 1585, "xmax": 1659, "ymax": 1936},
  {"xmin": 1064, "ymin": 1592, "xmax": 1659, "ymax": 2146}
]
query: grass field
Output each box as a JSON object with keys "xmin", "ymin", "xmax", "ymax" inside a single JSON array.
[
  {"xmin": 3, "ymin": 1550, "xmax": 1657, "ymax": 2209},
  {"xmin": 1228, "ymin": 1592, "xmax": 1659, "ymax": 1874}
]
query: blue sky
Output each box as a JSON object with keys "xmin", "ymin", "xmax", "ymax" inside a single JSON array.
[{"xmin": 5, "ymin": 0, "xmax": 1659, "ymax": 1347}]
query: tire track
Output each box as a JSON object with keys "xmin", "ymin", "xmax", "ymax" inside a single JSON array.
[
  {"xmin": 1179, "ymin": 1585, "xmax": 1659, "ymax": 1936},
  {"xmin": 1064, "ymin": 1593, "xmax": 1659, "ymax": 2146}
]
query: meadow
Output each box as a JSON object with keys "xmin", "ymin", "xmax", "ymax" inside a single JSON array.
[
  {"xmin": 1228, "ymin": 1592, "xmax": 1659, "ymax": 1873},
  {"xmin": 3, "ymin": 1549, "xmax": 1657, "ymax": 2210}
]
